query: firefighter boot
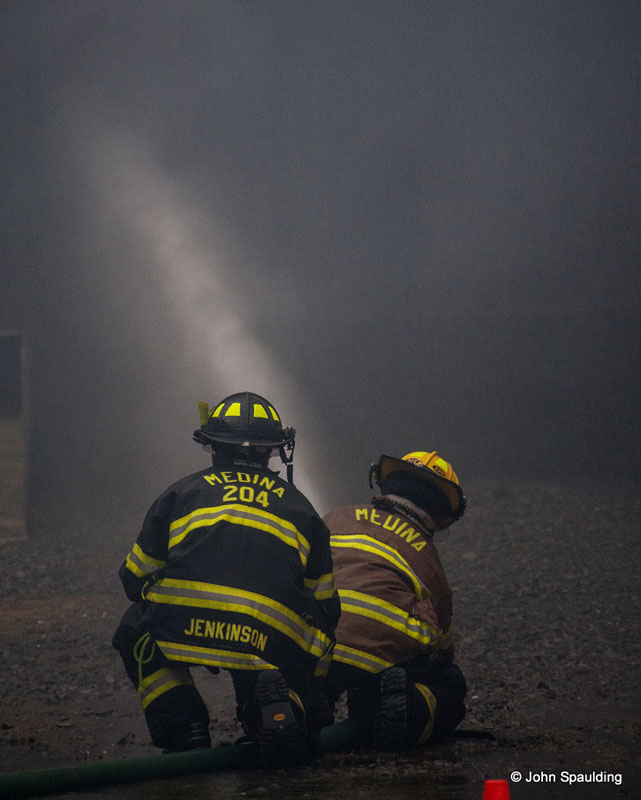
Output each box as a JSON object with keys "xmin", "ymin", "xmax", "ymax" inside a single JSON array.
[
  {"xmin": 373, "ymin": 666, "xmax": 411, "ymax": 752},
  {"xmin": 254, "ymin": 669, "xmax": 306, "ymax": 767},
  {"xmin": 163, "ymin": 720, "xmax": 211, "ymax": 753}
]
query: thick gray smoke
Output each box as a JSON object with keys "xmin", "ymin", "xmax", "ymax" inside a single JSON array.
[{"xmin": 3, "ymin": 1, "xmax": 640, "ymax": 528}]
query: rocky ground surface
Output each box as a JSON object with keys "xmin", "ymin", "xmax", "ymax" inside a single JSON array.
[{"xmin": 1, "ymin": 480, "xmax": 640, "ymax": 798}]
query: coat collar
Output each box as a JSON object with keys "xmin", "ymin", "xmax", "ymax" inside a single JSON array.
[{"xmin": 371, "ymin": 493, "xmax": 436, "ymax": 537}]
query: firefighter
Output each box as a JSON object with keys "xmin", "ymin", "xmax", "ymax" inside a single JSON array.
[
  {"xmin": 112, "ymin": 392, "xmax": 340, "ymax": 765},
  {"xmin": 323, "ymin": 450, "xmax": 468, "ymax": 751}
]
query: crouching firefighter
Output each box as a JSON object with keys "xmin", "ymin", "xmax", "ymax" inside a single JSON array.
[
  {"xmin": 322, "ymin": 449, "xmax": 468, "ymax": 752},
  {"xmin": 113, "ymin": 392, "xmax": 340, "ymax": 765}
]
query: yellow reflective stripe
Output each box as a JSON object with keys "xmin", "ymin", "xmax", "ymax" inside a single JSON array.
[
  {"xmin": 147, "ymin": 578, "xmax": 333, "ymax": 658},
  {"xmin": 168, "ymin": 505, "xmax": 310, "ymax": 566},
  {"xmin": 253, "ymin": 404, "xmax": 269, "ymax": 419},
  {"xmin": 304, "ymin": 572, "xmax": 337, "ymax": 601},
  {"xmin": 415, "ymin": 682, "xmax": 437, "ymax": 745},
  {"xmin": 268, "ymin": 405, "xmax": 280, "ymax": 421},
  {"xmin": 288, "ymin": 689, "xmax": 304, "ymax": 714},
  {"xmin": 439, "ymin": 626, "xmax": 453, "ymax": 651},
  {"xmin": 157, "ymin": 640, "xmax": 275, "ymax": 670},
  {"xmin": 198, "ymin": 401, "xmax": 211, "ymax": 426},
  {"xmin": 332, "ymin": 643, "xmax": 393, "ymax": 673},
  {"xmin": 139, "ymin": 667, "xmax": 193, "ymax": 710},
  {"xmin": 125, "ymin": 543, "xmax": 167, "ymax": 578},
  {"xmin": 339, "ymin": 589, "xmax": 440, "ymax": 646},
  {"xmin": 330, "ymin": 535, "xmax": 429, "ymax": 600},
  {"xmin": 212, "ymin": 402, "xmax": 225, "ymax": 418},
  {"xmin": 225, "ymin": 402, "xmax": 241, "ymax": 416},
  {"xmin": 313, "ymin": 645, "xmax": 334, "ymax": 678}
]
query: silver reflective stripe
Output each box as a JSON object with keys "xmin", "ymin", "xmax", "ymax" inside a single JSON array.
[
  {"xmin": 126, "ymin": 551, "xmax": 153, "ymax": 577},
  {"xmin": 339, "ymin": 591, "xmax": 406, "ymax": 625},
  {"xmin": 339, "ymin": 590, "xmax": 438, "ymax": 645},
  {"xmin": 332, "ymin": 643, "xmax": 392, "ymax": 673},
  {"xmin": 168, "ymin": 504, "xmax": 310, "ymax": 564},
  {"xmin": 305, "ymin": 573, "xmax": 337, "ymax": 600},
  {"xmin": 148, "ymin": 580, "xmax": 331, "ymax": 657},
  {"xmin": 139, "ymin": 667, "xmax": 192, "ymax": 709},
  {"xmin": 157, "ymin": 640, "xmax": 273, "ymax": 670},
  {"xmin": 150, "ymin": 583, "xmax": 306, "ymax": 640},
  {"xmin": 126, "ymin": 543, "xmax": 166, "ymax": 577},
  {"xmin": 330, "ymin": 534, "xmax": 429, "ymax": 600}
]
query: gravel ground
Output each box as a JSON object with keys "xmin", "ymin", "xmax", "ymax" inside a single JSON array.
[{"xmin": 1, "ymin": 480, "xmax": 640, "ymax": 797}]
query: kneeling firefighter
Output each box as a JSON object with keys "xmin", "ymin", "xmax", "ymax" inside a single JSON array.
[
  {"xmin": 323, "ymin": 450, "xmax": 468, "ymax": 751},
  {"xmin": 113, "ymin": 392, "xmax": 340, "ymax": 765}
]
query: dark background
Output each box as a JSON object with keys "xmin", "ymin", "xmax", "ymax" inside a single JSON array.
[{"xmin": 2, "ymin": 1, "xmax": 640, "ymax": 524}]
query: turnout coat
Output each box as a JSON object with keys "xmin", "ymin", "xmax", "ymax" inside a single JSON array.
[
  {"xmin": 323, "ymin": 497, "xmax": 454, "ymax": 675},
  {"xmin": 119, "ymin": 465, "xmax": 340, "ymax": 675}
]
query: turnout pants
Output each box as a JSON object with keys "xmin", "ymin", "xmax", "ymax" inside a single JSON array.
[
  {"xmin": 113, "ymin": 603, "xmax": 325, "ymax": 750},
  {"xmin": 325, "ymin": 656, "xmax": 467, "ymax": 747}
]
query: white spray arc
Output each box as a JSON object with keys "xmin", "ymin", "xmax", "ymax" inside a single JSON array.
[{"xmin": 85, "ymin": 133, "xmax": 326, "ymax": 510}]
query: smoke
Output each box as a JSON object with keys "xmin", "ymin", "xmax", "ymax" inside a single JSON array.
[
  {"xmin": 77, "ymin": 129, "xmax": 327, "ymax": 510},
  {"xmin": 3, "ymin": 1, "xmax": 641, "ymax": 530}
]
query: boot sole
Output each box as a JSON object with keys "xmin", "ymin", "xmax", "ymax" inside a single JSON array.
[
  {"xmin": 374, "ymin": 667, "xmax": 409, "ymax": 752},
  {"xmin": 255, "ymin": 670, "xmax": 304, "ymax": 767}
]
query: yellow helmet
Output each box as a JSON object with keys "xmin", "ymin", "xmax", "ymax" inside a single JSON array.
[
  {"xmin": 402, "ymin": 451, "xmax": 461, "ymax": 485},
  {"xmin": 369, "ymin": 449, "xmax": 466, "ymax": 529}
]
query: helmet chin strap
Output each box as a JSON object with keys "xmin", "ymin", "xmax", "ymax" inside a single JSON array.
[{"xmin": 279, "ymin": 440, "xmax": 295, "ymax": 484}]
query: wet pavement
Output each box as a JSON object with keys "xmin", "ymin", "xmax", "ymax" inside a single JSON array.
[
  {"xmin": 31, "ymin": 769, "xmax": 636, "ymax": 800},
  {"xmin": 73, "ymin": 770, "xmax": 474, "ymax": 800},
  {"xmin": 5, "ymin": 742, "xmax": 636, "ymax": 800}
]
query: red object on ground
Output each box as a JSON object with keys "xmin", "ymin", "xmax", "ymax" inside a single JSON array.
[{"xmin": 482, "ymin": 779, "xmax": 511, "ymax": 799}]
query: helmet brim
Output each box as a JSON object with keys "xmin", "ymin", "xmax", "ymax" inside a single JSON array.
[
  {"xmin": 375, "ymin": 454, "xmax": 465, "ymax": 521},
  {"xmin": 193, "ymin": 427, "xmax": 296, "ymax": 449}
]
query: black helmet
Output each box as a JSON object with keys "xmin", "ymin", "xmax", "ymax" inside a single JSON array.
[{"xmin": 193, "ymin": 392, "xmax": 296, "ymax": 481}]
